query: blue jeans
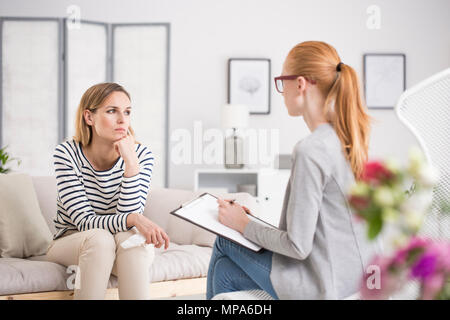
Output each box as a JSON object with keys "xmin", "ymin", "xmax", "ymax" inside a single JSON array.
[{"xmin": 206, "ymin": 236, "xmax": 279, "ymax": 300}]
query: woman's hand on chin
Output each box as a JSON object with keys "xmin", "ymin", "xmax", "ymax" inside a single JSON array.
[{"xmin": 114, "ymin": 132, "xmax": 139, "ymax": 176}]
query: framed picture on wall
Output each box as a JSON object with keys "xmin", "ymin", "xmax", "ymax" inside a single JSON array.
[
  {"xmin": 363, "ymin": 53, "xmax": 406, "ymax": 109},
  {"xmin": 228, "ymin": 58, "xmax": 271, "ymax": 114}
]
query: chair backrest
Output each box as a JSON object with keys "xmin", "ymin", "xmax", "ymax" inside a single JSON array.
[
  {"xmin": 393, "ymin": 68, "xmax": 450, "ymax": 300},
  {"xmin": 395, "ymin": 67, "xmax": 450, "ymax": 241}
]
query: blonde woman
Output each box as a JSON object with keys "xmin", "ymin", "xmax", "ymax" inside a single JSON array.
[
  {"xmin": 47, "ymin": 82, "xmax": 169, "ymax": 300},
  {"xmin": 208, "ymin": 41, "xmax": 380, "ymax": 299}
]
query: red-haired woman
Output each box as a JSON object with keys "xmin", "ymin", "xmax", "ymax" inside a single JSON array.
[{"xmin": 207, "ymin": 41, "xmax": 380, "ymax": 300}]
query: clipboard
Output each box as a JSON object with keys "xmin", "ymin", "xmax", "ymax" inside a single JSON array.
[{"xmin": 170, "ymin": 192, "xmax": 278, "ymax": 252}]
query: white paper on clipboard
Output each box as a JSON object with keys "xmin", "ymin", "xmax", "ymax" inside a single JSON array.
[{"xmin": 170, "ymin": 193, "xmax": 277, "ymax": 252}]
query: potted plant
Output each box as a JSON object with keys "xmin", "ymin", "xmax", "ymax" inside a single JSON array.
[{"xmin": 0, "ymin": 145, "xmax": 22, "ymax": 174}]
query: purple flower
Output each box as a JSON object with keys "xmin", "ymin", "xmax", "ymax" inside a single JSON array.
[{"xmin": 410, "ymin": 253, "xmax": 437, "ymax": 279}]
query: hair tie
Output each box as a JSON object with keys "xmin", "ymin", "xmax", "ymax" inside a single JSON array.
[{"xmin": 336, "ymin": 62, "xmax": 344, "ymax": 72}]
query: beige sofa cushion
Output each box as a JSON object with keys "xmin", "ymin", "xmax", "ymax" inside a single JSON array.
[
  {"xmin": 0, "ymin": 174, "xmax": 53, "ymax": 258},
  {"xmin": 149, "ymin": 243, "xmax": 212, "ymax": 282},
  {"xmin": 0, "ymin": 243, "xmax": 213, "ymax": 295},
  {"xmin": 0, "ymin": 257, "xmax": 68, "ymax": 295},
  {"xmin": 31, "ymin": 176, "xmax": 57, "ymax": 235}
]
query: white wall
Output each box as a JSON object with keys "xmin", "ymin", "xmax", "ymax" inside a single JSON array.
[{"xmin": 1, "ymin": 0, "xmax": 449, "ymax": 189}]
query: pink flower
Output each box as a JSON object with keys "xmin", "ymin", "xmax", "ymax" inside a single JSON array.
[
  {"xmin": 361, "ymin": 161, "xmax": 394, "ymax": 186},
  {"xmin": 360, "ymin": 237, "xmax": 450, "ymax": 300},
  {"xmin": 360, "ymin": 255, "xmax": 405, "ymax": 300},
  {"xmin": 421, "ymin": 273, "xmax": 445, "ymax": 300},
  {"xmin": 435, "ymin": 242, "xmax": 450, "ymax": 272}
]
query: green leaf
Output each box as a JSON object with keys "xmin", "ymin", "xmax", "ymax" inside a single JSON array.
[
  {"xmin": 367, "ymin": 215, "xmax": 383, "ymax": 240},
  {"xmin": 0, "ymin": 167, "xmax": 9, "ymax": 174},
  {"xmin": 406, "ymin": 247, "xmax": 424, "ymax": 266}
]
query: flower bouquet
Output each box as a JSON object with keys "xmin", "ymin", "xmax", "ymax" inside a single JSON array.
[
  {"xmin": 361, "ymin": 237, "xmax": 450, "ymax": 300},
  {"xmin": 348, "ymin": 147, "xmax": 450, "ymax": 300},
  {"xmin": 348, "ymin": 147, "xmax": 438, "ymax": 241}
]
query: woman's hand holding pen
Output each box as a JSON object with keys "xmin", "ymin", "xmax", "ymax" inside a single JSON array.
[{"xmin": 217, "ymin": 198, "xmax": 250, "ymax": 234}]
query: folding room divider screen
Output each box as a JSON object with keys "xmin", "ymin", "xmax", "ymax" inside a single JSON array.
[
  {"xmin": 0, "ymin": 18, "xmax": 62, "ymax": 176},
  {"xmin": 65, "ymin": 20, "xmax": 108, "ymax": 141},
  {"xmin": 0, "ymin": 17, "xmax": 169, "ymax": 187}
]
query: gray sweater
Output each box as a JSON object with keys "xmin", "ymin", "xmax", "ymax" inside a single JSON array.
[{"xmin": 243, "ymin": 123, "xmax": 380, "ymax": 299}]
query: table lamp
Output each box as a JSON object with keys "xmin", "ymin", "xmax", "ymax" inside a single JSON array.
[{"xmin": 221, "ymin": 104, "xmax": 249, "ymax": 169}]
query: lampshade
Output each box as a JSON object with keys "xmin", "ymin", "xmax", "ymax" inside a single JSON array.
[{"xmin": 221, "ymin": 104, "xmax": 249, "ymax": 129}]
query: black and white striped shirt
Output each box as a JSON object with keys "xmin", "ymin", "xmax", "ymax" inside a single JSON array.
[{"xmin": 52, "ymin": 139, "xmax": 154, "ymax": 240}]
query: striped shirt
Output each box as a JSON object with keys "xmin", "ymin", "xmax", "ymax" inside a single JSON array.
[{"xmin": 52, "ymin": 139, "xmax": 154, "ymax": 240}]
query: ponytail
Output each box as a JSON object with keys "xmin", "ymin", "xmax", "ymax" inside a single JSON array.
[
  {"xmin": 324, "ymin": 63, "xmax": 372, "ymax": 180},
  {"xmin": 286, "ymin": 41, "xmax": 372, "ymax": 180}
]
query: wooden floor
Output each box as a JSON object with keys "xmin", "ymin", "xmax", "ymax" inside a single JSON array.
[{"xmin": 0, "ymin": 277, "xmax": 206, "ymax": 300}]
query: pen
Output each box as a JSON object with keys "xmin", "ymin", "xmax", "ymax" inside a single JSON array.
[{"xmin": 227, "ymin": 199, "xmax": 251, "ymax": 215}]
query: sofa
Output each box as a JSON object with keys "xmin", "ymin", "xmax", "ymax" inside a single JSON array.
[{"xmin": 0, "ymin": 175, "xmax": 258, "ymax": 300}]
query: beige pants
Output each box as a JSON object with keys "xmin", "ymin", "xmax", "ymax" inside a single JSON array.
[{"xmin": 46, "ymin": 228, "xmax": 154, "ymax": 300}]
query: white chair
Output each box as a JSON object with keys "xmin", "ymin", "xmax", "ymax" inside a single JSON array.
[
  {"xmin": 395, "ymin": 67, "xmax": 450, "ymax": 241},
  {"xmin": 213, "ymin": 289, "xmax": 275, "ymax": 300},
  {"xmin": 212, "ymin": 289, "xmax": 360, "ymax": 300},
  {"xmin": 392, "ymin": 67, "xmax": 450, "ymax": 300}
]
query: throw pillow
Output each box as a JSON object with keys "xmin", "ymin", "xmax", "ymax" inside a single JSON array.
[{"xmin": 0, "ymin": 173, "xmax": 53, "ymax": 258}]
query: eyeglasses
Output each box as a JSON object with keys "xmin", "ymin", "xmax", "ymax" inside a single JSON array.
[{"xmin": 274, "ymin": 75, "xmax": 317, "ymax": 93}]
